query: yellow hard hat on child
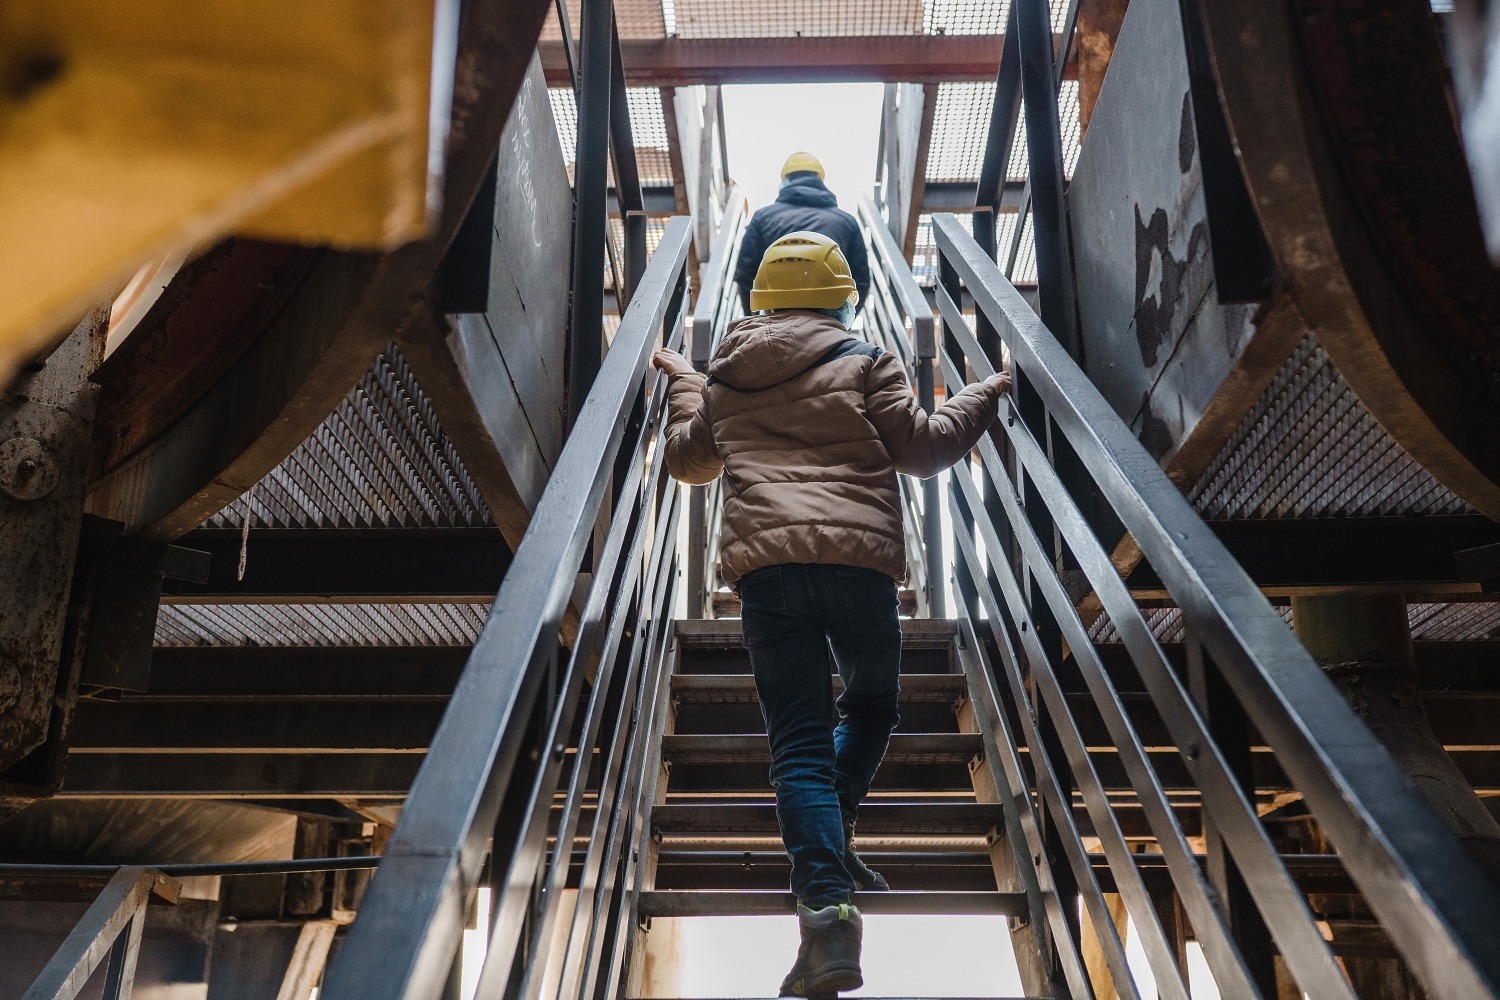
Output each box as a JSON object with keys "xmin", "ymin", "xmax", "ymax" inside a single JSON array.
[
  {"xmin": 780, "ymin": 151, "xmax": 825, "ymax": 179},
  {"xmin": 750, "ymin": 232, "xmax": 859, "ymax": 311}
]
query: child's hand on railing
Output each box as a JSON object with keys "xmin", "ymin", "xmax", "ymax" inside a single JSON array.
[
  {"xmin": 653, "ymin": 349, "xmax": 695, "ymax": 376},
  {"xmin": 986, "ymin": 371, "xmax": 1013, "ymax": 394}
]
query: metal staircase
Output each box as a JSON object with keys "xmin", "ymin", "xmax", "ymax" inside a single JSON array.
[
  {"xmin": 15, "ymin": 4, "xmax": 1500, "ymax": 996},
  {"xmin": 622, "ymin": 617, "xmax": 1043, "ymax": 995}
]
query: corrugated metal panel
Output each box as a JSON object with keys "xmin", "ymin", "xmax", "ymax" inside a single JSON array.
[
  {"xmin": 1088, "ymin": 602, "xmax": 1500, "ymax": 643},
  {"xmin": 205, "ymin": 346, "xmax": 490, "ymax": 530},
  {"xmin": 1086, "ymin": 605, "xmax": 1297, "ymax": 645},
  {"xmin": 155, "ymin": 603, "xmax": 490, "ymax": 647},
  {"xmin": 1188, "ymin": 334, "xmax": 1471, "ymax": 519},
  {"xmin": 1409, "ymin": 602, "xmax": 1500, "ymax": 641}
]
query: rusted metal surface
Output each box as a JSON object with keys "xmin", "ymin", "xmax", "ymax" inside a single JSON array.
[
  {"xmin": 0, "ymin": 311, "xmax": 106, "ymax": 801},
  {"xmin": 1075, "ymin": 0, "xmax": 1129, "ymax": 135},
  {"xmin": 1199, "ymin": 0, "xmax": 1500, "ymax": 520},
  {"xmin": 85, "ymin": 0, "xmax": 559, "ymax": 541},
  {"xmin": 201, "ymin": 347, "xmax": 488, "ymax": 531},
  {"xmin": 89, "ymin": 240, "xmax": 323, "ymax": 482},
  {"xmin": 1190, "ymin": 334, "xmax": 1470, "ymax": 519}
]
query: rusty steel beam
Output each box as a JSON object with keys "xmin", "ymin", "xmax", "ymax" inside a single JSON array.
[
  {"xmin": 539, "ymin": 34, "xmax": 1065, "ymax": 86},
  {"xmin": 1199, "ymin": 2, "xmax": 1500, "ymax": 521}
]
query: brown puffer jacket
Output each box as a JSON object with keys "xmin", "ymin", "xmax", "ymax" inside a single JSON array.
[{"xmin": 662, "ymin": 309, "xmax": 1001, "ymax": 585}]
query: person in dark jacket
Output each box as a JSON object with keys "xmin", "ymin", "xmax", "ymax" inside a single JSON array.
[{"xmin": 734, "ymin": 151, "xmax": 871, "ymax": 315}]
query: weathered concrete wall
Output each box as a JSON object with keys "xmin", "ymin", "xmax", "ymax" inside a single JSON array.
[{"xmin": 1067, "ymin": 0, "xmax": 1254, "ymax": 465}]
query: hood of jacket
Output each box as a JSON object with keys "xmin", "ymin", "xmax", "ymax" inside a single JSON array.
[
  {"xmin": 707, "ymin": 310, "xmax": 850, "ymax": 391},
  {"xmin": 775, "ymin": 175, "xmax": 839, "ymax": 209}
]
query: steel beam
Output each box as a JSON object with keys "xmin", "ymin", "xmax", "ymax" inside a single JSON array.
[
  {"xmin": 55, "ymin": 754, "xmax": 420, "ymax": 799},
  {"xmin": 168, "ymin": 529, "xmax": 510, "ymax": 602},
  {"xmin": 144, "ymin": 646, "xmax": 468, "ymax": 698},
  {"xmin": 68, "ymin": 702, "xmax": 444, "ymax": 754},
  {"xmin": 1124, "ymin": 517, "xmax": 1500, "ymax": 596},
  {"xmin": 540, "ymin": 35, "xmax": 1063, "ymax": 86}
]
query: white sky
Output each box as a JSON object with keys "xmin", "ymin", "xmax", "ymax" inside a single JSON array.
[{"xmin": 720, "ymin": 83, "xmax": 885, "ymax": 216}]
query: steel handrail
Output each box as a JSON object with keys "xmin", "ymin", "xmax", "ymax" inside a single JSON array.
[
  {"xmin": 690, "ymin": 184, "xmax": 749, "ymax": 368},
  {"xmin": 319, "ymin": 216, "xmax": 693, "ymax": 1000},
  {"xmin": 23, "ymin": 867, "xmax": 176, "ymax": 1000},
  {"xmin": 858, "ymin": 195, "xmax": 935, "ymax": 360},
  {"xmin": 933, "ymin": 211, "xmax": 1500, "ymax": 1000},
  {"xmin": 855, "ymin": 195, "xmax": 944, "ymax": 616},
  {"xmin": 686, "ymin": 185, "xmax": 748, "ymax": 617}
]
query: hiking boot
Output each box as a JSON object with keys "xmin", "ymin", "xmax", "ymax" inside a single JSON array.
[
  {"xmin": 778, "ymin": 902, "xmax": 864, "ymax": 997},
  {"xmin": 843, "ymin": 811, "xmax": 889, "ymax": 892}
]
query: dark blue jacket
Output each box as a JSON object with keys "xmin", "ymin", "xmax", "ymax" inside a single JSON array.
[{"xmin": 734, "ymin": 175, "xmax": 871, "ymax": 313}]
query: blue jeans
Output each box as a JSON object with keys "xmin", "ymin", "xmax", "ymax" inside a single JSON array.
[{"xmin": 738, "ymin": 563, "xmax": 902, "ymax": 907}]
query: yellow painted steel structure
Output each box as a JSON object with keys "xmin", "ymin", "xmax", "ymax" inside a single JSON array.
[{"xmin": 0, "ymin": 0, "xmax": 453, "ymax": 383}]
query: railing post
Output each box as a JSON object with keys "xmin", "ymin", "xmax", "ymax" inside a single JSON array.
[
  {"xmin": 566, "ymin": 0, "xmax": 614, "ymax": 430},
  {"xmin": 1186, "ymin": 639, "xmax": 1277, "ymax": 997},
  {"xmin": 1014, "ymin": 0, "xmax": 1079, "ymax": 358}
]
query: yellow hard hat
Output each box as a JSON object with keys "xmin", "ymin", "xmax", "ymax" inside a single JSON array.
[
  {"xmin": 750, "ymin": 231, "xmax": 859, "ymax": 311},
  {"xmin": 780, "ymin": 151, "xmax": 825, "ymax": 179}
]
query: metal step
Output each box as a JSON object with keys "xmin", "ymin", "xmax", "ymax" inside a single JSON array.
[
  {"xmin": 653, "ymin": 849, "xmax": 1000, "ymax": 893},
  {"xmin": 711, "ymin": 588, "xmax": 921, "ymax": 618},
  {"xmin": 675, "ymin": 619, "xmax": 958, "ymax": 650},
  {"xmin": 671, "ymin": 673, "xmax": 968, "ymax": 705},
  {"xmin": 637, "ymin": 889, "xmax": 1028, "ymax": 917},
  {"xmin": 662, "ymin": 733, "xmax": 983, "ymax": 766},
  {"xmin": 651, "ymin": 803, "xmax": 1004, "ymax": 837}
]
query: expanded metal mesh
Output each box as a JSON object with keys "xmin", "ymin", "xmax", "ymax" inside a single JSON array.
[
  {"xmin": 1188, "ymin": 335, "xmax": 1471, "ymax": 519},
  {"xmin": 541, "ymin": 0, "xmax": 668, "ymax": 40},
  {"xmin": 926, "ymin": 80, "xmax": 1081, "ymax": 185},
  {"xmin": 632, "ymin": 89, "xmax": 675, "ymax": 185},
  {"xmin": 550, "ymin": 87, "xmax": 579, "ymax": 175},
  {"xmin": 911, "ymin": 211, "xmax": 975, "ymax": 286},
  {"xmin": 205, "ymin": 347, "xmax": 489, "ymax": 531},
  {"xmin": 912, "ymin": 212, "xmax": 1039, "ymax": 287},
  {"xmin": 549, "ymin": 87, "xmax": 674, "ymax": 188},
  {"xmin": 606, "ymin": 217, "xmax": 673, "ymax": 291},
  {"xmin": 675, "ymin": 0, "xmax": 922, "ymax": 37},
  {"xmin": 155, "ymin": 603, "xmax": 490, "ymax": 647},
  {"xmin": 545, "ymin": 0, "xmax": 1050, "ymax": 38}
]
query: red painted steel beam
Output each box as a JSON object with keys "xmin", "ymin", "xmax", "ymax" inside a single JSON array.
[{"xmin": 540, "ymin": 34, "xmax": 1075, "ymax": 85}]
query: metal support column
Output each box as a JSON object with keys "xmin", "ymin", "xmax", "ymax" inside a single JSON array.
[
  {"xmin": 1014, "ymin": 0, "xmax": 1078, "ymax": 358},
  {"xmin": 566, "ymin": 0, "xmax": 614, "ymax": 429}
]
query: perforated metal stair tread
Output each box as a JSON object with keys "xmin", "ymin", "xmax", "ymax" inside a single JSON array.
[
  {"xmin": 651, "ymin": 803, "xmax": 1004, "ymax": 836},
  {"xmin": 638, "ymin": 889, "xmax": 1029, "ymax": 917},
  {"xmin": 675, "ymin": 619, "xmax": 959, "ymax": 650},
  {"xmin": 662, "ymin": 733, "xmax": 983, "ymax": 766},
  {"xmin": 671, "ymin": 674, "xmax": 969, "ymax": 704}
]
